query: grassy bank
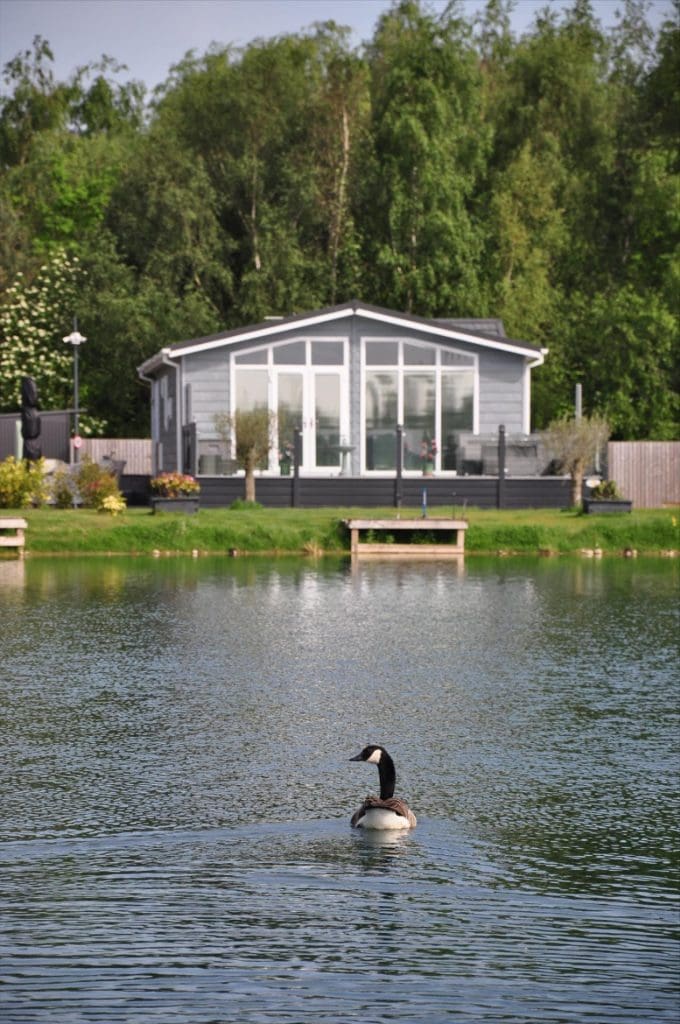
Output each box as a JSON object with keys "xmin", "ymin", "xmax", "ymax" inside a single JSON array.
[{"xmin": 4, "ymin": 505, "xmax": 678, "ymax": 557}]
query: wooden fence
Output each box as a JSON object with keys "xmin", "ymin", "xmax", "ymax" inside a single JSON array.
[
  {"xmin": 608, "ymin": 442, "xmax": 680, "ymax": 508},
  {"xmin": 79, "ymin": 438, "xmax": 152, "ymax": 476}
]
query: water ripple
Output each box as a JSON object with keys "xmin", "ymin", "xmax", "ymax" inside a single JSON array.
[{"xmin": 1, "ymin": 556, "xmax": 678, "ymax": 1023}]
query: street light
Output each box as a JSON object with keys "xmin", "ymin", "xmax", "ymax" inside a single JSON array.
[{"xmin": 63, "ymin": 318, "xmax": 87, "ymax": 462}]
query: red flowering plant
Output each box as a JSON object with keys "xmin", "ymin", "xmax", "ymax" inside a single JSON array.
[{"xmin": 150, "ymin": 472, "xmax": 201, "ymax": 497}]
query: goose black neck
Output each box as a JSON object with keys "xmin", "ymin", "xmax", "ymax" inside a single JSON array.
[{"xmin": 377, "ymin": 751, "xmax": 396, "ymax": 800}]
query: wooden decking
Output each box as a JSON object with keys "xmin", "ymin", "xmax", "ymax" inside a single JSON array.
[
  {"xmin": 346, "ymin": 518, "xmax": 467, "ymax": 558},
  {"xmin": 0, "ymin": 517, "xmax": 28, "ymax": 558}
]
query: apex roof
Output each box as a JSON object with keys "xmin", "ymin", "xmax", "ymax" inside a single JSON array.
[{"xmin": 138, "ymin": 300, "xmax": 546, "ymax": 376}]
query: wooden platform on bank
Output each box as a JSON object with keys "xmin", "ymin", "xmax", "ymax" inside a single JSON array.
[
  {"xmin": 346, "ymin": 518, "xmax": 467, "ymax": 558},
  {"xmin": 0, "ymin": 517, "xmax": 28, "ymax": 558}
]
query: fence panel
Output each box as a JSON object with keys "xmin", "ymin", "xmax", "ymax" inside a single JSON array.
[
  {"xmin": 80, "ymin": 439, "xmax": 152, "ymax": 476},
  {"xmin": 0, "ymin": 411, "xmax": 71, "ymax": 462},
  {"xmin": 608, "ymin": 442, "xmax": 680, "ymax": 508}
]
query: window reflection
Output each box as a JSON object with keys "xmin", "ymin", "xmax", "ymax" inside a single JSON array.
[
  {"xmin": 363, "ymin": 341, "xmax": 475, "ymax": 472},
  {"xmin": 365, "ymin": 371, "xmax": 397, "ymax": 469},
  {"xmin": 404, "ymin": 373, "xmax": 436, "ymax": 469},
  {"xmin": 235, "ymin": 369, "xmax": 268, "ymax": 410}
]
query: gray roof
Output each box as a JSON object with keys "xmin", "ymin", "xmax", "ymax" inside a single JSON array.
[
  {"xmin": 436, "ymin": 318, "xmax": 506, "ymax": 338},
  {"xmin": 138, "ymin": 300, "xmax": 544, "ymax": 376}
]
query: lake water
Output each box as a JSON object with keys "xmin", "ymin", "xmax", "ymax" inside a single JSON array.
[{"xmin": 0, "ymin": 554, "xmax": 678, "ymax": 1024}]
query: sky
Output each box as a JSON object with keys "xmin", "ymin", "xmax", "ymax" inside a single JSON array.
[{"xmin": 0, "ymin": 0, "xmax": 676, "ymax": 95}]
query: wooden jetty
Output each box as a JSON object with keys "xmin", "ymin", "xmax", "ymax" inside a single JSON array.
[
  {"xmin": 0, "ymin": 517, "xmax": 28, "ymax": 558},
  {"xmin": 346, "ymin": 518, "xmax": 467, "ymax": 558}
]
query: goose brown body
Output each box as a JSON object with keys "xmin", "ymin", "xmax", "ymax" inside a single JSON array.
[{"xmin": 349, "ymin": 745, "xmax": 417, "ymax": 829}]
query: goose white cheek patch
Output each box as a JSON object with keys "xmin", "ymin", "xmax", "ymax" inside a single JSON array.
[{"xmin": 367, "ymin": 749, "xmax": 382, "ymax": 764}]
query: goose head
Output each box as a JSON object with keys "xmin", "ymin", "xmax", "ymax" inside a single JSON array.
[
  {"xmin": 349, "ymin": 744, "xmax": 385, "ymax": 764},
  {"xmin": 350, "ymin": 744, "xmax": 397, "ymax": 800}
]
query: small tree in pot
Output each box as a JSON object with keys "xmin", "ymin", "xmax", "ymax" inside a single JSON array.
[
  {"xmin": 543, "ymin": 414, "xmax": 610, "ymax": 508},
  {"xmin": 215, "ymin": 409, "xmax": 276, "ymax": 503}
]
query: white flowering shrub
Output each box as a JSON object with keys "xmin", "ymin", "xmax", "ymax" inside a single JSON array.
[{"xmin": 0, "ymin": 249, "xmax": 81, "ymax": 412}]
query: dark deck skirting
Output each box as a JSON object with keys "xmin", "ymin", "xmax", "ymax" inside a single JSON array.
[{"xmin": 192, "ymin": 475, "xmax": 571, "ymax": 510}]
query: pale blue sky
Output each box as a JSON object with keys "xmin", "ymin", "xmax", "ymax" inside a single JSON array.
[{"xmin": 0, "ymin": 0, "xmax": 675, "ymax": 95}]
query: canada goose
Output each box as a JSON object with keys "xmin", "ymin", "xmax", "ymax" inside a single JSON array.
[{"xmin": 349, "ymin": 745, "xmax": 417, "ymax": 829}]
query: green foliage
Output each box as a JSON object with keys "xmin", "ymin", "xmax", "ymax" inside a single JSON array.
[
  {"xmin": 0, "ymin": 4, "xmax": 678, "ymax": 439},
  {"xmin": 229, "ymin": 498, "xmax": 263, "ymax": 511},
  {"xmin": 73, "ymin": 457, "xmax": 122, "ymax": 509},
  {"xmin": 543, "ymin": 413, "xmax": 610, "ymax": 506},
  {"xmin": 49, "ymin": 467, "xmax": 76, "ymax": 508},
  {"xmin": 98, "ymin": 493, "xmax": 126, "ymax": 515},
  {"xmin": 560, "ymin": 286, "xmax": 679, "ymax": 439},
  {"xmin": 12, "ymin": 505, "xmax": 680, "ymax": 556},
  {"xmin": 0, "ymin": 456, "xmax": 47, "ymax": 507},
  {"xmin": 215, "ymin": 408, "xmax": 276, "ymax": 502},
  {"xmin": 0, "ymin": 248, "xmax": 79, "ymax": 412},
  {"xmin": 590, "ymin": 480, "xmax": 621, "ymax": 499},
  {"xmin": 364, "ymin": 1, "xmax": 488, "ymax": 313},
  {"xmin": 0, "ymin": 36, "xmax": 71, "ymax": 167}
]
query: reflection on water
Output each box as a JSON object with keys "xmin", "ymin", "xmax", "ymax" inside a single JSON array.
[{"xmin": 1, "ymin": 555, "xmax": 678, "ymax": 1023}]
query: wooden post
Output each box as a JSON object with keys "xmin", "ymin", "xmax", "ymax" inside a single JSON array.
[{"xmin": 497, "ymin": 424, "xmax": 506, "ymax": 509}]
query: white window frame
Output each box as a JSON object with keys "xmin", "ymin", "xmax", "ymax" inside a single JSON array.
[
  {"xmin": 230, "ymin": 337, "xmax": 349, "ymax": 474},
  {"xmin": 360, "ymin": 336, "xmax": 479, "ymax": 475}
]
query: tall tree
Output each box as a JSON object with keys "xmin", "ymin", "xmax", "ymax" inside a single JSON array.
[
  {"xmin": 0, "ymin": 36, "xmax": 72, "ymax": 168},
  {"xmin": 361, "ymin": 0, "xmax": 490, "ymax": 314}
]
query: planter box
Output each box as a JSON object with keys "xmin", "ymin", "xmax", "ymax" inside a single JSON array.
[
  {"xmin": 583, "ymin": 499, "xmax": 632, "ymax": 515},
  {"xmin": 151, "ymin": 497, "xmax": 200, "ymax": 515}
]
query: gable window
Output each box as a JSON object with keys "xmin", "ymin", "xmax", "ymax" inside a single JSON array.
[{"xmin": 363, "ymin": 339, "xmax": 476, "ymax": 472}]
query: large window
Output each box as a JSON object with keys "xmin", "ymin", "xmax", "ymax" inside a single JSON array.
[
  {"xmin": 232, "ymin": 339, "xmax": 347, "ymax": 473},
  {"xmin": 364, "ymin": 340, "xmax": 475, "ymax": 473},
  {"xmin": 365, "ymin": 371, "xmax": 398, "ymax": 470}
]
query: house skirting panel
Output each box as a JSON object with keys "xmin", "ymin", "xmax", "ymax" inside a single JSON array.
[{"xmin": 196, "ymin": 476, "xmax": 570, "ymax": 510}]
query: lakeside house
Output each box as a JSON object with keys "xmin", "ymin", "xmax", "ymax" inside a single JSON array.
[{"xmin": 137, "ymin": 300, "xmax": 547, "ymax": 484}]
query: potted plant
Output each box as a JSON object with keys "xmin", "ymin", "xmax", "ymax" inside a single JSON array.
[
  {"xmin": 150, "ymin": 472, "xmax": 201, "ymax": 514},
  {"xmin": 420, "ymin": 437, "xmax": 437, "ymax": 476},
  {"xmin": 583, "ymin": 480, "xmax": 632, "ymax": 514}
]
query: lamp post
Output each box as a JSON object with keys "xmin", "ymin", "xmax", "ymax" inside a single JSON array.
[{"xmin": 63, "ymin": 318, "xmax": 87, "ymax": 462}]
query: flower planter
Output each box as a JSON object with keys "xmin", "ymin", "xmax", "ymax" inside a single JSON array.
[
  {"xmin": 151, "ymin": 497, "xmax": 200, "ymax": 515},
  {"xmin": 583, "ymin": 499, "xmax": 632, "ymax": 515},
  {"xmin": 422, "ymin": 461, "xmax": 435, "ymax": 477}
]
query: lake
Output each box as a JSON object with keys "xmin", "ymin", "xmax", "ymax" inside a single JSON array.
[{"xmin": 1, "ymin": 554, "xmax": 678, "ymax": 1023}]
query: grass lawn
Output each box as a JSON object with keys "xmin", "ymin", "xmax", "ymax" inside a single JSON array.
[{"xmin": 3, "ymin": 505, "xmax": 678, "ymax": 557}]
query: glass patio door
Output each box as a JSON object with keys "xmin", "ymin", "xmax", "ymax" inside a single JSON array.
[
  {"xmin": 311, "ymin": 372, "xmax": 342, "ymax": 470},
  {"xmin": 277, "ymin": 372, "xmax": 304, "ymax": 466},
  {"xmin": 276, "ymin": 369, "xmax": 345, "ymax": 472}
]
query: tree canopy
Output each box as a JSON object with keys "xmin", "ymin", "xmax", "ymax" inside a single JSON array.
[{"xmin": 0, "ymin": 2, "xmax": 677, "ymax": 439}]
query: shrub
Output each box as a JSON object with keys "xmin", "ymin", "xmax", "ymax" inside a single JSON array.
[
  {"xmin": 98, "ymin": 494, "xmax": 126, "ymax": 515},
  {"xmin": 75, "ymin": 457, "xmax": 123, "ymax": 510},
  {"xmin": 0, "ymin": 456, "xmax": 47, "ymax": 508},
  {"xmin": 50, "ymin": 468, "xmax": 77, "ymax": 508},
  {"xmin": 590, "ymin": 480, "xmax": 621, "ymax": 500},
  {"xmin": 229, "ymin": 498, "xmax": 263, "ymax": 510}
]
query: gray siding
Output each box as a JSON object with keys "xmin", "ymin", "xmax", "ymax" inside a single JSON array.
[
  {"xmin": 478, "ymin": 350, "xmax": 525, "ymax": 434},
  {"xmin": 157, "ymin": 366, "xmax": 178, "ymax": 471},
  {"xmin": 147, "ymin": 310, "xmax": 534, "ymax": 474},
  {"xmin": 183, "ymin": 350, "xmax": 229, "ymax": 439}
]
